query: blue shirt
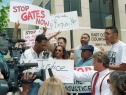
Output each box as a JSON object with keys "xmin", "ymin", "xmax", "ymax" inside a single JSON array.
[{"xmin": 76, "ymin": 57, "xmax": 93, "ymax": 67}]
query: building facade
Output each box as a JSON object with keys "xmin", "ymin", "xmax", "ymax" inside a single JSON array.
[
  {"xmin": 30, "ymin": 0, "xmax": 126, "ymax": 50},
  {"xmin": 7, "ymin": 0, "xmax": 126, "ymax": 51}
]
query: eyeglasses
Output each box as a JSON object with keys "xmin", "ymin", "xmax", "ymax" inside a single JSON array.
[
  {"xmin": 107, "ymin": 79, "xmax": 111, "ymax": 84},
  {"xmin": 55, "ymin": 49, "xmax": 62, "ymax": 52}
]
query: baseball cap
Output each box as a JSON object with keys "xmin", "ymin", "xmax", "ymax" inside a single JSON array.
[{"xmin": 81, "ymin": 45, "xmax": 94, "ymax": 52}]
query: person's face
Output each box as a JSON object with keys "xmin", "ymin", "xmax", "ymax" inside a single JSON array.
[
  {"xmin": 80, "ymin": 34, "xmax": 90, "ymax": 45},
  {"xmin": 105, "ymin": 29, "xmax": 116, "ymax": 44},
  {"xmin": 81, "ymin": 50, "xmax": 92, "ymax": 60},
  {"xmin": 36, "ymin": 40, "xmax": 47, "ymax": 52},
  {"xmin": 55, "ymin": 46, "xmax": 63, "ymax": 58},
  {"xmin": 57, "ymin": 39, "xmax": 66, "ymax": 48}
]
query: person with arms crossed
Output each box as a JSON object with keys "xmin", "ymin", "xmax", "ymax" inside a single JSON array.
[
  {"xmin": 105, "ymin": 26, "xmax": 126, "ymax": 70},
  {"xmin": 74, "ymin": 51, "xmax": 112, "ymax": 95}
]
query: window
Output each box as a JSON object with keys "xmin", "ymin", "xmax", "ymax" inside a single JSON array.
[
  {"xmin": 64, "ymin": 0, "xmax": 82, "ymax": 16},
  {"xmin": 45, "ymin": 0, "xmax": 51, "ymax": 12},
  {"xmin": 89, "ymin": 0, "xmax": 115, "ymax": 29}
]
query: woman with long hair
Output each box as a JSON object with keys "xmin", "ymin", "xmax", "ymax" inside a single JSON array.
[
  {"xmin": 107, "ymin": 70, "xmax": 126, "ymax": 95},
  {"xmin": 52, "ymin": 45, "xmax": 69, "ymax": 59}
]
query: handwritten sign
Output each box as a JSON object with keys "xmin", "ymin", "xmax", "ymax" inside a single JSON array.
[
  {"xmin": 21, "ymin": 59, "xmax": 74, "ymax": 83},
  {"xmin": 47, "ymin": 11, "xmax": 79, "ymax": 33},
  {"xmin": 22, "ymin": 29, "xmax": 57, "ymax": 46},
  {"xmin": 10, "ymin": 1, "xmax": 50, "ymax": 27},
  {"xmin": 65, "ymin": 66, "xmax": 94, "ymax": 93}
]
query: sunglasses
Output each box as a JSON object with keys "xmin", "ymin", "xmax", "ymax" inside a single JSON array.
[
  {"xmin": 55, "ymin": 49, "xmax": 62, "ymax": 52},
  {"xmin": 107, "ymin": 79, "xmax": 111, "ymax": 84}
]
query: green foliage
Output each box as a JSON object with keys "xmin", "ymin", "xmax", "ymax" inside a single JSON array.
[{"xmin": 0, "ymin": 5, "xmax": 9, "ymax": 32}]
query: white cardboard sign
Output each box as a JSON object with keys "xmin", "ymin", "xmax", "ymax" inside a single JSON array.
[
  {"xmin": 10, "ymin": 1, "xmax": 50, "ymax": 27},
  {"xmin": 47, "ymin": 11, "xmax": 79, "ymax": 33},
  {"xmin": 22, "ymin": 29, "xmax": 57, "ymax": 46},
  {"xmin": 21, "ymin": 59, "xmax": 74, "ymax": 83}
]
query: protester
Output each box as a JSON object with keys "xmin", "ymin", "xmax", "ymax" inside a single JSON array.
[
  {"xmin": 20, "ymin": 34, "xmax": 48, "ymax": 95},
  {"xmin": 74, "ymin": 33, "xmax": 99, "ymax": 66},
  {"xmin": 74, "ymin": 51, "xmax": 112, "ymax": 95},
  {"xmin": 21, "ymin": 77, "xmax": 67, "ymax": 95},
  {"xmin": 105, "ymin": 26, "xmax": 126, "ymax": 70},
  {"xmin": 107, "ymin": 70, "xmax": 126, "ymax": 95},
  {"xmin": 76, "ymin": 45, "xmax": 94, "ymax": 67},
  {"xmin": 76, "ymin": 45, "xmax": 94, "ymax": 95},
  {"xmin": 52, "ymin": 45, "xmax": 69, "ymax": 59},
  {"xmin": 38, "ymin": 77, "xmax": 67, "ymax": 95},
  {"xmin": 44, "ymin": 29, "xmax": 73, "ymax": 59}
]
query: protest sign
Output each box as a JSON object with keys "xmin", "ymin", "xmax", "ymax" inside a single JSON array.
[
  {"xmin": 65, "ymin": 66, "xmax": 94, "ymax": 93},
  {"xmin": 21, "ymin": 59, "xmax": 74, "ymax": 83},
  {"xmin": 10, "ymin": 1, "xmax": 50, "ymax": 27},
  {"xmin": 47, "ymin": 11, "xmax": 79, "ymax": 33},
  {"xmin": 22, "ymin": 29, "xmax": 57, "ymax": 46}
]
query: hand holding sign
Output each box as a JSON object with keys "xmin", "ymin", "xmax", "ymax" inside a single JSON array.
[{"xmin": 10, "ymin": 1, "xmax": 50, "ymax": 27}]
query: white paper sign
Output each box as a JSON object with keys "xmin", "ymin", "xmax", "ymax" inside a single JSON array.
[
  {"xmin": 10, "ymin": 1, "xmax": 50, "ymax": 27},
  {"xmin": 22, "ymin": 29, "xmax": 57, "ymax": 46},
  {"xmin": 47, "ymin": 11, "xmax": 79, "ymax": 33},
  {"xmin": 21, "ymin": 59, "xmax": 74, "ymax": 83},
  {"xmin": 65, "ymin": 66, "xmax": 94, "ymax": 93}
]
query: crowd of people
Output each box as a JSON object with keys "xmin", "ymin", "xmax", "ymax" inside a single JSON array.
[{"xmin": 0, "ymin": 24, "xmax": 126, "ymax": 95}]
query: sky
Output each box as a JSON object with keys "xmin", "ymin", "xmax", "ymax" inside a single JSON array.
[{"xmin": 0, "ymin": 0, "xmax": 34, "ymax": 8}]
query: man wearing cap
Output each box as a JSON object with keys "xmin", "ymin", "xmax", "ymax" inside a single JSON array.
[
  {"xmin": 76, "ymin": 45, "xmax": 94, "ymax": 67},
  {"xmin": 74, "ymin": 33, "xmax": 99, "ymax": 66}
]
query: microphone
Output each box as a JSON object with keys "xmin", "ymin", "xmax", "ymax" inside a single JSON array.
[
  {"xmin": 18, "ymin": 63, "xmax": 38, "ymax": 68},
  {"xmin": 48, "ymin": 68, "xmax": 54, "ymax": 77},
  {"xmin": 17, "ymin": 39, "xmax": 26, "ymax": 42}
]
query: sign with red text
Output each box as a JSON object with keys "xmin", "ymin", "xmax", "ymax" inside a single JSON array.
[
  {"xmin": 10, "ymin": 1, "xmax": 50, "ymax": 27},
  {"xmin": 21, "ymin": 59, "xmax": 74, "ymax": 83},
  {"xmin": 65, "ymin": 66, "xmax": 94, "ymax": 93},
  {"xmin": 23, "ymin": 29, "xmax": 57, "ymax": 46},
  {"xmin": 47, "ymin": 11, "xmax": 79, "ymax": 33}
]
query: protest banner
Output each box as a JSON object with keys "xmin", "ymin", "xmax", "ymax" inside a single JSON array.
[
  {"xmin": 22, "ymin": 29, "xmax": 57, "ymax": 46},
  {"xmin": 65, "ymin": 66, "xmax": 94, "ymax": 93},
  {"xmin": 21, "ymin": 59, "xmax": 74, "ymax": 83},
  {"xmin": 46, "ymin": 11, "xmax": 79, "ymax": 33},
  {"xmin": 10, "ymin": 1, "xmax": 50, "ymax": 27}
]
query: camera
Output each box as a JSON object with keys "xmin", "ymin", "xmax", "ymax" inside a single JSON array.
[
  {"xmin": 0, "ymin": 58, "xmax": 46, "ymax": 93},
  {"xmin": 0, "ymin": 33, "xmax": 46, "ymax": 93}
]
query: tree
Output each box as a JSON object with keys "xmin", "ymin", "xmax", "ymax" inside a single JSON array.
[{"xmin": 0, "ymin": 2, "xmax": 9, "ymax": 32}]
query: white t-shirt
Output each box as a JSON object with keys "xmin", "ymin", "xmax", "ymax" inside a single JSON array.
[
  {"xmin": 74, "ymin": 45, "xmax": 99, "ymax": 66},
  {"xmin": 108, "ymin": 40, "xmax": 126, "ymax": 65}
]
